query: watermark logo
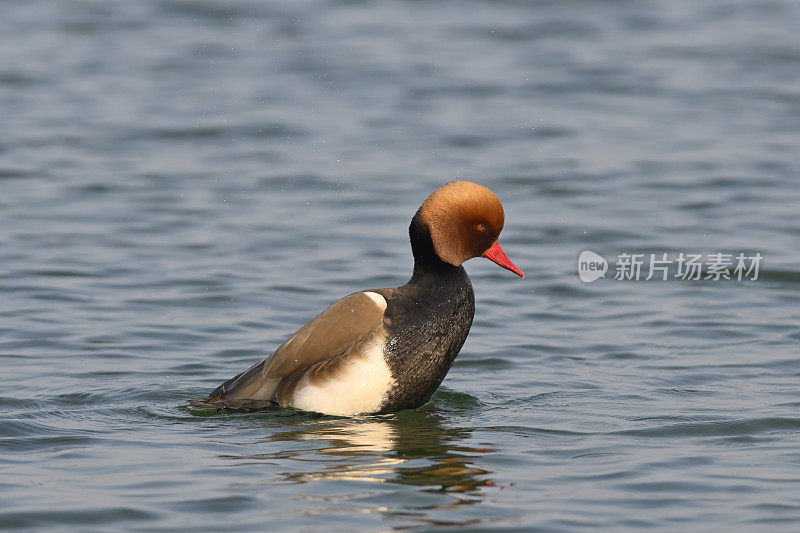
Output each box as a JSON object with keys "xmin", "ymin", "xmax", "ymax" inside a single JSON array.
[
  {"xmin": 578, "ymin": 251, "xmax": 762, "ymax": 282},
  {"xmin": 578, "ymin": 250, "xmax": 608, "ymax": 282}
]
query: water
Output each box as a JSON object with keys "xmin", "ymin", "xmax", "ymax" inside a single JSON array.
[{"xmin": 2, "ymin": 0, "xmax": 800, "ymax": 530}]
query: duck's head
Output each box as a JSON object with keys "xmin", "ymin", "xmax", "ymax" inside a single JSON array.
[{"xmin": 416, "ymin": 180, "xmax": 524, "ymax": 278}]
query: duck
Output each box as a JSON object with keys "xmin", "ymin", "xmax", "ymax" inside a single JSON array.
[{"xmin": 194, "ymin": 180, "xmax": 524, "ymax": 416}]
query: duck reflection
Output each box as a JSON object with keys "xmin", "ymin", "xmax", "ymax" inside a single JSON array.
[{"xmin": 267, "ymin": 410, "xmax": 494, "ymax": 495}]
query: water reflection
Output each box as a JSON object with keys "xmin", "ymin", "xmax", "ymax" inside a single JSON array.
[
  {"xmin": 270, "ymin": 411, "xmax": 494, "ymax": 494},
  {"xmin": 221, "ymin": 409, "xmax": 497, "ymax": 527}
]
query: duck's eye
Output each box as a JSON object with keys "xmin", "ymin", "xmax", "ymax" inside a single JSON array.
[{"xmin": 476, "ymin": 223, "xmax": 486, "ymax": 231}]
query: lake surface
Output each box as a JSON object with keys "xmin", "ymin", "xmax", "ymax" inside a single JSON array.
[{"xmin": 2, "ymin": 0, "xmax": 800, "ymax": 530}]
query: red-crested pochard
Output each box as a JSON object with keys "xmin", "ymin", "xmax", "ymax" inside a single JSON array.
[{"xmin": 194, "ymin": 180, "xmax": 523, "ymax": 416}]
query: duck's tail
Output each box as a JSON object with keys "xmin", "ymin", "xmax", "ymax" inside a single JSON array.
[{"xmin": 188, "ymin": 359, "xmax": 279, "ymax": 411}]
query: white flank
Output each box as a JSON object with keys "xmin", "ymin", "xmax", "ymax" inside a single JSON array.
[{"xmin": 290, "ymin": 333, "xmax": 394, "ymax": 416}]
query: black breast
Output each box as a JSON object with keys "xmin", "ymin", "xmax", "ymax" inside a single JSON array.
[{"xmin": 377, "ymin": 214, "xmax": 476, "ymax": 412}]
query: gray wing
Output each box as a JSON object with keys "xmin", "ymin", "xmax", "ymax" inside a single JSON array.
[{"xmin": 199, "ymin": 290, "xmax": 388, "ymax": 405}]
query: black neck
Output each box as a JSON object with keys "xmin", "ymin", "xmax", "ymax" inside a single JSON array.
[
  {"xmin": 408, "ymin": 212, "xmax": 462, "ymax": 283},
  {"xmin": 379, "ymin": 213, "xmax": 476, "ymax": 412}
]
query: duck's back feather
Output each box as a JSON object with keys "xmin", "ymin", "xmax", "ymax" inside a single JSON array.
[{"xmin": 200, "ymin": 290, "xmax": 388, "ymax": 407}]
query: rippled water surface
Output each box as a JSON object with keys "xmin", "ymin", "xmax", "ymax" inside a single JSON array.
[{"xmin": 2, "ymin": 0, "xmax": 800, "ymax": 530}]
